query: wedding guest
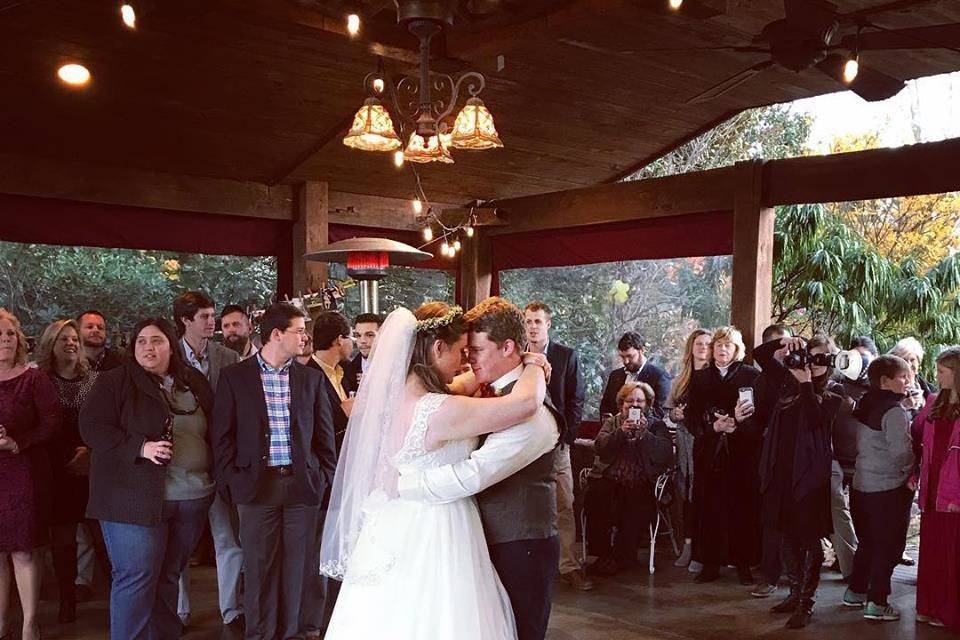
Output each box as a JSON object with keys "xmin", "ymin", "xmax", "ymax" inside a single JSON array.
[
  {"xmin": 524, "ymin": 301, "xmax": 591, "ymax": 591},
  {"xmin": 342, "ymin": 313, "xmax": 382, "ymax": 397},
  {"xmin": 911, "ymin": 346, "xmax": 960, "ymax": 630},
  {"xmin": 586, "ymin": 382, "xmax": 673, "ymax": 576},
  {"xmin": 80, "ymin": 317, "xmax": 216, "ymax": 640},
  {"xmin": 35, "ymin": 319, "xmax": 99, "ymax": 624},
  {"xmin": 308, "ymin": 312, "xmax": 353, "ymax": 402},
  {"xmin": 843, "ymin": 355, "xmax": 915, "ymax": 622},
  {"xmin": 77, "ymin": 310, "xmax": 124, "ymax": 372},
  {"xmin": 173, "ymin": 292, "xmax": 243, "ymax": 630},
  {"xmin": 599, "ymin": 332, "xmax": 672, "ymax": 419},
  {"xmin": 686, "ymin": 326, "xmax": 761, "ymax": 584},
  {"xmin": 0, "ymin": 308, "xmax": 59, "ymax": 640},
  {"xmin": 210, "ymin": 303, "xmax": 336, "ymax": 640},
  {"xmin": 664, "ymin": 328, "xmax": 712, "ymax": 569},
  {"xmin": 754, "ymin": 336, "xmax": 843, "ymax": 628},
  {"xmin": 221, "ymin": 305, "xmax": 259, "ymax": 359},
  {"xmin": 751, "ymin": 323, "xmax": 792, "ymax": 597},
  {"xmin": 296, "ymin": 330, "xmax": 314, "ymax": 366},
  {"xmin": 889, "ymin": 336, "xmax": 934, "ymax": 397}
]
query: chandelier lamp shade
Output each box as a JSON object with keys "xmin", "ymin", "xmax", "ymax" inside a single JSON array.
[
  {"xmin": 341, "ymin": 6, "xmax": 503, "ymax": 163},
  {"xmin": 342, "ymin": 97, "xmax": 402, "ymax": 152}
]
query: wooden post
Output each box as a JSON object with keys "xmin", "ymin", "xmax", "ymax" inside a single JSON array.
[
  {"xmin": 292, "ymin": 181, "xmax": 329, "ymax": 295},
  {"xmin": 458, "ymin": 229, "xmax": 493, "ymax": 309},
  {"xmin": 730, "ymin": 160, "xmax": 774, "ymax": 354}
]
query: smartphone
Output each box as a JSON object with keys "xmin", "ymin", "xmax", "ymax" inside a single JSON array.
[
  {"xmin": 738, "ymin": 387, "xmax": 754, "ymax": 405},
  {"xmin": 627, "ymin": 407, "xmax": 643, "ymax": 422}
]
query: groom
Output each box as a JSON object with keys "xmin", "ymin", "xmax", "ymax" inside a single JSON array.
[{"xmin": 397, "ymin": 297, "xmax": 564, "ymax": 640}]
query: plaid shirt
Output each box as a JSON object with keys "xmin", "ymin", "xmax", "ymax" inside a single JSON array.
[{"xmin": 256, "ymin": 353, "xmax": 293, "ymax": 467}]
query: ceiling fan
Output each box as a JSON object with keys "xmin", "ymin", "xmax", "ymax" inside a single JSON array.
[{"xmin": 681, "ymin": 0, "xmax": 960, "ymax": 104}]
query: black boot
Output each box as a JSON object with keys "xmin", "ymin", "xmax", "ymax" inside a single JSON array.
[
  {"xmin": 52, "ymin": 545, "xmax": 78, "ymax": 623},
  {"xmin": 786, "ymin": 599, "xmax": 814, "ymax": 628},
  {"xmin": 772, "ymin": 540, "xmax": 801, "ymax": 614},
  {"xmin": 694, "ymin": 564, "xmax": 721, "ymax": 583},
  {"xmin": 785, "ymin": 547, "xmax": 821, "ymax": 629}
]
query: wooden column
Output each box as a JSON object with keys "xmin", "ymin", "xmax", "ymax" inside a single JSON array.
[
  {"xmin": 730, "ymin": 160, "xmax": 774, "ymax": 354},
  {"xmin": 458, "ymin": 229, "xmax": 493, "ymax": 309},
  {"xmin": 292, "ymin": 181, "xmax": 329, "ymax": 295}
]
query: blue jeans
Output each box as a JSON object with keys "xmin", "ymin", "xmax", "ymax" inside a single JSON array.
[{"xmin": 100, "ymin": 495, "xmax": 213, "ymax": 640}]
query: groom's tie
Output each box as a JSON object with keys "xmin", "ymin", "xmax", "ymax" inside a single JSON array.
[{"xmin": 479, "ymin": 384, "xmax": 497, "ymax": 398}]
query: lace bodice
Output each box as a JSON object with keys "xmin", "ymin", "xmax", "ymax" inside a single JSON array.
[{"xmin": 392, "ymin": 393, "xmax": 477, "ymax": 471}]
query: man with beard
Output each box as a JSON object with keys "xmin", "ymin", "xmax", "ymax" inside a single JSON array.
[
  {"xmin": 221, "ymin": 305, "xmax": 259, "ymax": 359},
  {"xmin": 342, "ymin": 313, "xmax": 382, "ymax": 397},
  {"xmin": 77, "ymin": 310, "xmax": 125, "ymax": 371},
  {"xmin": 599, "ymin": 332, "xmax": 671, "ymax": 420}
]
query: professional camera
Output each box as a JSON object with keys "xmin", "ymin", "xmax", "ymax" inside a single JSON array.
[{"xmin": 782, "ymin": 345, "xmax": 864, "ymax": 380}]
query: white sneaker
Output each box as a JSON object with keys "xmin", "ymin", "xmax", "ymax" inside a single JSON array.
[{"xmin": 688, "ymin": 560, "xmax": 704, "ymax": 574}]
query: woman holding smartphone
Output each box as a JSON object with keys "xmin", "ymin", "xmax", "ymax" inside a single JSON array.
[
  {"xmin": 585, "ymin": 382, "xmax": 674, "ymax": 576},
  {"xmin": 753, "ymin": 335, "xmax": 843, "ymax": 629}
]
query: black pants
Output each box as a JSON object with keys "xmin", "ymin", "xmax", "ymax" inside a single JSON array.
[
  {"xmin": 759, "ymin": 524, "xmax": 783, "ymax": 585},
  {"xmin": 584, "ymin": 477, "xmax": 655, "ymax": 565},
  {"xmin": 237, "ymin": 474, "xmax": 318, "ymax": 640},
  {"xmin": 849, "ymin": 485, "xmax": 913, "ymax": 604},
  {"xmin": 488, "ymin": 536, "xmax": 559, "ymax": 640},
  {"xmin": 781, "ymin": 531, "xmax": 823, "ymax": 605},
  {"xmin": 301, "ymin": 508, "xmax": 340, "ymax": 635}
]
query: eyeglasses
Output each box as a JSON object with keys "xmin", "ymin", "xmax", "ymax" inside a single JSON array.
[{"xmin": 284, "ymin": 328, "xmax": 308, "ymax": 336}]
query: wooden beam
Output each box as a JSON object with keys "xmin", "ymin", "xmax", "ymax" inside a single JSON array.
[
  {"xmin": 764, "ymin": 136, "xmax": 960, "ymax": 206},
  {"xmin": 730, "ymin": 160, "xmax": 774, "ymax": 355},
  {"xmin": 487, "ymin": 166, "xmax": 737, "ymax": 235},
  {"xmin": 0, "ymin": 153, "xmax": 294, "ymax": 220},
  {"xmin": 328, "ymin": 191, "xmax": 462, "ymax": 230},
  {"xmin": 437, "ymin": 207, "xmax": 508, "ymax": 228},
  {"xmin": 458, "ymin": 229, "xmax": 493, "ymax": 310},
  {"xmin": 293, "ymin": 181, "xmax": 329, "ymax": 295}
]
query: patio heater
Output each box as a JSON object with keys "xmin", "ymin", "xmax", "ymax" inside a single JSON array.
[{"xmin": 305, "ymin": 237, "xmax": 432, "ymax": 315}]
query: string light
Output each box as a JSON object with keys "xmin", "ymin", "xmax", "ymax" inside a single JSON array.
[
  {"xmin": 441, "ymin": 240, "xmax": 450, "ymax": 256},
  {"xmin": 412, "ymin": 198, "xmax": 423, "ymax": 215},
  {"xmin": 346, "ymin": 13, "xmax": 361, "ymax": 36},
  {"xmin": 422, "ymin": 226, "xmax": 433, "ymax": 242},
  {"xmin": 392, "ymin": 150, "xmax": 405, "ymax": 168},
  {"xmin": 120, "ymin": 3, "xmax": 136, "ymax": 28},
  {"xmin": 668, "ymin": 0, "xmax": 683, "ymax": 9},
  {"xmin": 843, "ymin": 55, "xmax": 859, "ymax": 84},
  {"xmin": 464, "ymin": 225, "xmax": 474, "ymax": 238},
  {"xmin": 453, "ymin": 239, "xmax": 462, "ymax": 252},
  {"xmin": 372, "ymin": 77, "xmax": 384, "ymax": 93},
  {"xmin": 57, "ymin": 64, "xmax": 91, "ymax": 86}
]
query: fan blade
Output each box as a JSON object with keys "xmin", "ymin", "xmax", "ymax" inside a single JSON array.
[
  {"xmin": 784, "ymin": 0, "xmax": 839, "ymax": 37},
  {"xmin": 634, "ymin": 0, "xmax": 725, "ymax": 20},
  {"xmin": 816, "ymin": 53, "xmax": 905, "ymax": 101},
  {"xmin": 686, "ymin": 60, "xmax": 774, "ymax": 104},
  {"xmin": 841, "ymin": 23, "xmax": 960, "ymax": 51}
]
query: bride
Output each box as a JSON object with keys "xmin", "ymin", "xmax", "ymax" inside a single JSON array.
[{"xmin": 319, "ymin": 301, "xmax": 548, "ymax": 639}]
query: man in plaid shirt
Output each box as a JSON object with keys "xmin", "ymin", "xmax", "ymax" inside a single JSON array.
[{"xmin": 212, "ymin": 303, "xmax": 337, "ymax": 640}]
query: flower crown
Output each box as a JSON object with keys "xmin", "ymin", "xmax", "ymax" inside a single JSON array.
[{"xmin": 415, "ymin": 306, "xmax": 464, "ymax": 333}]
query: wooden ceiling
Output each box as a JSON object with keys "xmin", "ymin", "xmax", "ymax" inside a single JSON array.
[{"xmin": 0, "ymin": 0, "xmax": 958, "ymax": 206}]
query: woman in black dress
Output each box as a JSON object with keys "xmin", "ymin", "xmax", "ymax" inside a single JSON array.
[
  {"xmin": 686, "ymin": 326, "xmax": 761, "ymax": 584},
  {"xmin": 754, "ymin": 335, "xmax": 842, "ymax": 628}
]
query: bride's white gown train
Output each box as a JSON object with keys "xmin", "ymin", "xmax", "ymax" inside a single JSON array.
[{"xmin": 324, "ymin": 393, "xmax": 517, "ymax": 640}]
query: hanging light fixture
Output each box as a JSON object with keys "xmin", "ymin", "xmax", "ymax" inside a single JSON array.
[
  {"xmin": 120, "ymin": 2, "xmax": 136, "ymax": 28},
  {"xmin": 343, "ymin": 97, "xmax": 402, "ymax": 151},
  {"xmin": 342, "ymin": 6, "xmax": 502, "ymax": 163}
]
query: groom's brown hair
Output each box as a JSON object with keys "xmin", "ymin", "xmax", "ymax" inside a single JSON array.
[{"xmin": 464, "ymin": 297, "xmax": 525, "ymax": 350}]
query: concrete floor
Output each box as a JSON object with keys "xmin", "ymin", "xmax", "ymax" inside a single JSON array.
[{"xmin": 13, "ymin": 555, "xmax": 949, "ymax": 639}]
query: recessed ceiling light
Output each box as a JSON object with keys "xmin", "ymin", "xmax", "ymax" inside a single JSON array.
[{"xmin": 57, "ymin": 64, "xmax": 91, "ymax": 86}]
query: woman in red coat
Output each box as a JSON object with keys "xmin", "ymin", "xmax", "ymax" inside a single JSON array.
[
  {"xmin": 0, "ymin": 309, "xmax": 60, "ymax": 640},
  {"xmin": 912, "ymin": 346, "xmax": 960, "ymax": 630}
]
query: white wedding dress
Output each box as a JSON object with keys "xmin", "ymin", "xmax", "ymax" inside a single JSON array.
[{"xmin": 324, "ymin": 392, "xmax": 517, "ymax": 640}]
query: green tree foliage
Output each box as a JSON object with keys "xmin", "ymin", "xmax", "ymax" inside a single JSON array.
[{"xmin": 0, "ymin": 242, "xmax": 276, "ymax": 339}]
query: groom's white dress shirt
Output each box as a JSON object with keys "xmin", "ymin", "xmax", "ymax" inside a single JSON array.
[{"xmin": 397, "ymin": 364, "xmax": 559, "ymax": 504}]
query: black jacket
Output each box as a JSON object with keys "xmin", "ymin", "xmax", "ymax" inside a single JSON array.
[
  {"xmin": 80, "ymin": 361, "xmax": 214, "ymax": 526},
  {"xmin": 210, "ymin": 356, "xmax": 337, "ymax": 507},
  {"xmin": 305, "ymin": 358, "xmax": 350, "ymax": 455},
  {"xmin": 342, "ymin": 354, "xmax": 363, "ymax": 397},
  {"xmin": 600, "ymin": 361, "xmax": 672, "ymax": 420},
  {"xmin": 545, "ymin": 341, "xmax": 585, "ymax": 443}
]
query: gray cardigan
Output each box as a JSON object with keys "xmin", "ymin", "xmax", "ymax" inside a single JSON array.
[{"xmin": 853, "ymin": 406, "xmax": 914, "ymax": 493}]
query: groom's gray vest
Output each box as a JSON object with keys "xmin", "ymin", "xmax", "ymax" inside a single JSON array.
[{"xmin": 477, "ymin": 381, "xmax": 567, "ymax": 545}]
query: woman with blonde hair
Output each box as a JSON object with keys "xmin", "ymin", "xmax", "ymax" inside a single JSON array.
[
  {"xmin": 665, "ymin": 328, "xmax": 712, "ymax": 567},
  {"xmin": 911, "ymin": 346, "xmax": 960, "ymax": 630},
  {"xmin": 686, "ymin": 325, "xmax": 761, "ymax": 584},
  {"xmin": 0, "ymin": 309, "xmax": 60, "ymax": 640},
  {"xmin": 35, "ymin": 319, "xmax": 101, "ymax": 623}
]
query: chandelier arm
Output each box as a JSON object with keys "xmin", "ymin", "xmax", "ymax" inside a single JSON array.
[
  {"xmin": 391, "ymin": 75, "xmax": 422, "ymax": 123},
  {"xmin": 437, "ymin": 71, "xmax": 486, "ymax": 122}
]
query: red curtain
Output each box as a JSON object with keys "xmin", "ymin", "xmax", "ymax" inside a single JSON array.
[
  {"xmin": 0, "ymin": 193, "xmax": 295, "ymax": 293},
  {"xmin": 491, "ymin": 211, "xmax": 733, "ymax": 274}
]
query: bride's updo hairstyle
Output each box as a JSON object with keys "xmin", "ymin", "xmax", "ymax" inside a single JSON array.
[{"xmin": 410, "ymin": 301, "xmax": 468, "ymax": 394}]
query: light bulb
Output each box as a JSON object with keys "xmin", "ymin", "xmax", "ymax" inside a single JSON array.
[
  {"xmin": 372, "ymin": 77, "xmax": 384, "ymax": 93},
  {"xmin": 441, "ymin": 241, "xmax": 450, "ymax": 256},
  {"xmin": 422, "ymin": 226, "xmax": 433, "ymax": 242},
  {"xmin": 412, "ymin": 198, "xmax": 423, "ymax": 215},
  {"xmin": 120, "ymin": 3, "xmax": 136, "ymax": 28},
  {"xmin": 346, "ymin": 13, "xmax": 361, "ymax": 36},
  {"xmin": 453, "ymin": 239, "xmax": 462, "ymax": 251},
  {"xmin": 668, "ymin": 0, "xmax": 683, "ymax": 9},
  {"xmin": 57, "ymin": 64, "xmax": 91, "ymax": 86},
  {"xmin": 464, "ymin": 225, "xmax": 474, "ymax": 238},
  {"xmin": 843, "ymin": 56, "xmax": 859, "ymax": 84}
]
